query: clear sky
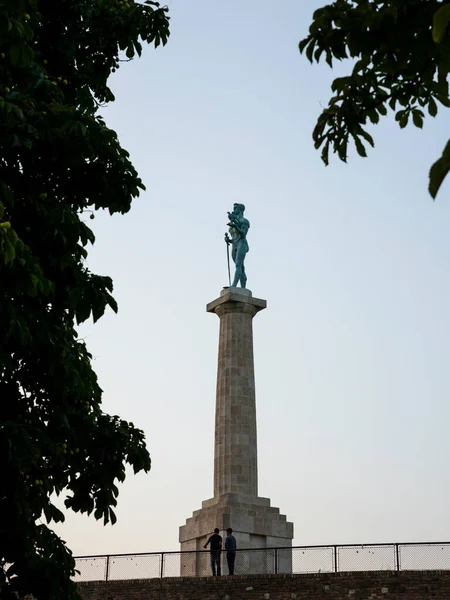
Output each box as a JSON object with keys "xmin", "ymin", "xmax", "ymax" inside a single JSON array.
[{"xmin": 53, "ymin": 0, "xmax": 450, "ymax": 557}]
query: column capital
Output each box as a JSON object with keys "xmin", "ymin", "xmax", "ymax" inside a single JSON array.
[{"xmin": 206, "ymin": 288, "xmax": 267, "ymax": 316}]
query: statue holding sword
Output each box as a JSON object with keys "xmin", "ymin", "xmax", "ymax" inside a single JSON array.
[{"xmin": 224, "ymin": 203, "xmax": 250, "ymax": 288}]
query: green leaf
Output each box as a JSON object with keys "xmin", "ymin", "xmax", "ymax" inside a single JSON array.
[
  {"xmin": 92, "ymin": 302, "xmax": 105, "ymax": 324},
  {"xmin": 304, "ymin": 39, "xmax": 316, "ymax": 63},
  {"xmin": 436, "ymin": 93, "xmax": 450, "ymax": 107},
  {"xmin": 331, "ymin": 77, "xmax": 349, "ymax": 92},
  {"xmin": 367, "ymin": 109, "xmax": 379, "ymax": 124},
  {"xmin": 429, "ymin": 139, "xmax": 450, "ymax": 198},
  {"xmin": 94, "ymin": 507, "xmax": 103, "ymax": 521},
  {"xmin": 298, "ymin": 37, "xmax": 309, "ymax": 54},
  {"xmin": 399, "ymin": 113, "xmax": 409, "ymax": 129},
  {"xmin": 359, "ymin": 129, "xmax": 375, "ymax": 148},
  {"xmin": 50, "ymin": 505, "xmax": 65, "ymax": 523},
  {"xmin": 0, "ymin": 181, "xmax": 13, "ymax": 204},
  {"xmin": 433, "ymin": 4, "xmax": 450, "ymax": 43},
  {"xmin": 109, "ymin": 507, "xmax": 117, "ymax": 525},
  {"xmin": 106, "ymin": 293, "xmax": 118, "ymax": 314},
  {"xmin": 428, "ymin": 97, "xmax": 438, "ymax": 117},
  {"xmin": 79, "ymin": 222, "xmax": 95, "ymax": 246},
  {"xmin": 321, "ymin": 140, "xmax": 330, "ymax": 166},
  {"xmin": 354, "ymin": 136, "xmax": 367, "ymax": 157},
  {"xmin": 337, "ymin": 141, "xmax": 347, "ymax": 162},
  {"xmin": 9, "ymin": 41, "xmax": 34, "ymax": 67},
  {"xmin": 313, "ymin": 46, "xmax": 323, "ymax": 62},
  {"xmin": 412, "ymin": 110, "xmax": 423, "ymax": 128},
  {"xmin": 75, "ymin": 300, "xmax": 92, "ymax": 324},
  {"xmin": 29, "ymin": 274, "xmax": 39, "ymax": 295},
  {"xmin": 388, "ymin": 98, "xmax": 397, "ymax": 111},
  {"xmin": 353, "ymin": 57, "xmax": 369, "ymax": 73},
  {"xmin": 11, "ymin": 104, "xmax": 24, "ymax": 119},
  {"xmin": 3, "ymin": 234, "xmax": 16, "ymax": 264}
]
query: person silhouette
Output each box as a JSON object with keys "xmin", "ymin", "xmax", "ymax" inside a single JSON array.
[{"xmin": 203, "ymin": 528, "xmax": 222, "ymax": 576}]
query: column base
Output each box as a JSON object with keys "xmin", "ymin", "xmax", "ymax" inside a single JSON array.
[{"xmin": 179, "ymin": 494, "xmax": 293, "ymax": 576}]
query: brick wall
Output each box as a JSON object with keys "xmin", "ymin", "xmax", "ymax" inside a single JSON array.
[{"xmin": 78, "ymin": 570, "xmax": 450, "ymax": 600}]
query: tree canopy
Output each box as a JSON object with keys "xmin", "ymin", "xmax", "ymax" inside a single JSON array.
[
  {"xmin": 0, "ymin": 0, "xmax": 169, "ymax": 598},
  {"xmin": 299, "ymin": 0, "xmax": 450, "ymax": 198}
]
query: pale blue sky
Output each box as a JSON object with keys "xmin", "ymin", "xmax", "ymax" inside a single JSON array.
[{"xmin": 54, "ymin": 0, "xmax": 450, "ymax": 556}]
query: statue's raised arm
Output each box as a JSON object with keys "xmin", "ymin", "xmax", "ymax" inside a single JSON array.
[{"xmin": 225, "ymin": 203, "xmax": 250, "ymax": 289}]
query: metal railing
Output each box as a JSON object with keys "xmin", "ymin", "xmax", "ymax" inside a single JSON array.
[{"xmin": 74, "ymin": 542, "xmax": 450, "ymax": 581}]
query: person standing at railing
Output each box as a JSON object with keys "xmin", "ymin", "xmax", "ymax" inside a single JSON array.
[
  {"xmin": 225, "ymin": 528, "xmax": 237, "ymax": 575},
  {"xmin": 204, "ymin": 528, "xmax": 222, "ymax": 576}
]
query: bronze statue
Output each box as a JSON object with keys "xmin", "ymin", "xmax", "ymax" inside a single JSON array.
[{"xmin": 224, "ymin": 203, "xmax": 249, "ymax": 288}]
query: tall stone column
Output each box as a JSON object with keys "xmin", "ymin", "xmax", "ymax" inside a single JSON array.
[
  {"xmin": 179, "ymin": 288, "xmax": 293, "ymax": 576},
  {"xmin": 212, "ymin": 288, "xmax": 265, "ymax": 498}
]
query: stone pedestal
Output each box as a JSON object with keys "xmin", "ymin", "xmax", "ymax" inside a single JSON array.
[{"xmin": 179, "ymin": 288, "xmax": 293, "ymax": 575}]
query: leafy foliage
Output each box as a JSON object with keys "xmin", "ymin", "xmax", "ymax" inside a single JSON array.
[
  {"xmin": 299, "ymin": 0, "xmax": 450, "ymax": 198},
  {"xmin": 0, "ymin": 0, "xmax": 169, "ymax": 598}
]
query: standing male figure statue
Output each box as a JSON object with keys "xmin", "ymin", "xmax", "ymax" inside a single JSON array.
[{"xmin": 225, "ymin": 203, "xmax": 250, "ymax": 288}]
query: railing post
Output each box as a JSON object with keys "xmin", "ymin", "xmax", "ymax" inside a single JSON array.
[
  {"xmin": 160, "ymin": 552, "xmax": 165, "ymax": 578},
  {"xmin": 395, "ymin": 544, "xmax": 400, "ymax": 571},
  {"xmin": 274, "ymin": 549, "xmax": 278, "ymax": 574},
  {"xmin": 105, "ymin": 555, "xmax": 110, "ymax": 581},
  {"xmin": 333, "ymin": 546, "xmax": 338, "ymax": 572}
]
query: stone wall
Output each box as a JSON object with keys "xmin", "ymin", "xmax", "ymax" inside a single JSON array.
[{"xmin": 78, "ymin": 570, "xmax": 450, "ymax": 600}]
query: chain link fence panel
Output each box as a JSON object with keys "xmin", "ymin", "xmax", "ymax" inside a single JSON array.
[
  {"xmin": 74, "ymin": 557, "xmax": 108, "ymax": 582},
  {"xmin": 399, "ymin": 544, "xmax": 450, "ymax": 571},
  {"xmin": 337, "ymin": 545, "xmax": 397, "ymax": 572},
  {"xmin": 291, "ymin": 546, "xmax": 334, "ymax": 573},
  {"xmin": 107, "ymin": 554, "xmax": 161, "ymax": 580},
  {"xmin": 73, "ymin": 542, "xmax": 450, "ymax": 581}
]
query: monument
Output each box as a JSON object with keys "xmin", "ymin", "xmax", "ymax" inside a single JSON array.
[{"xmin": 179, "ymin": 205, "xmax": 293, "ymax": 575}]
